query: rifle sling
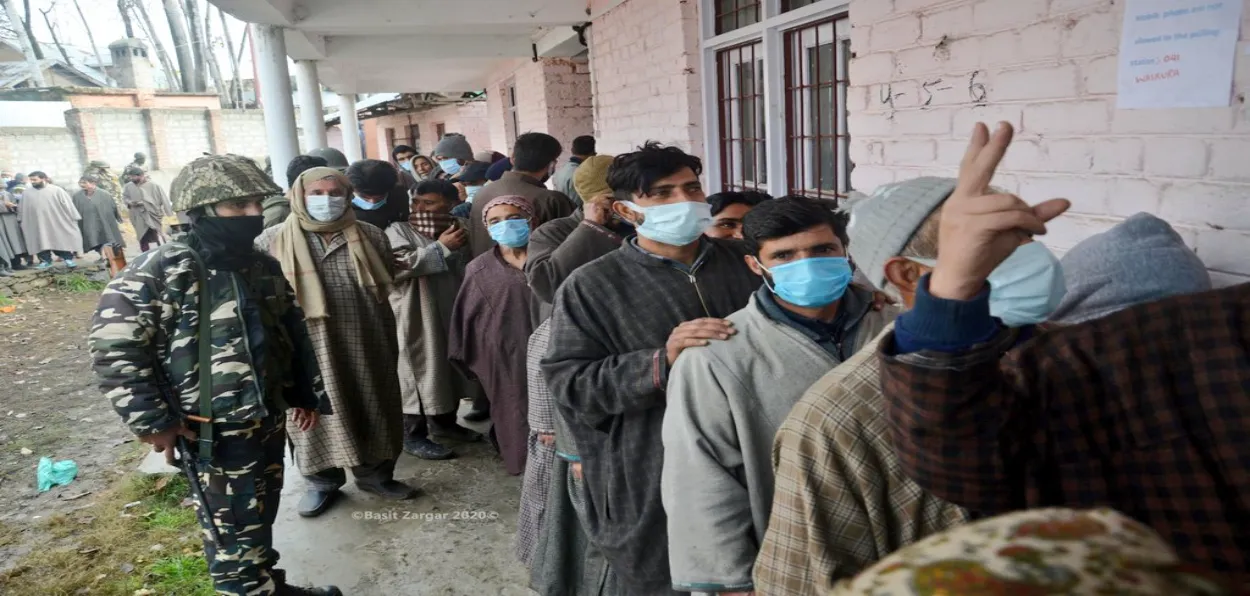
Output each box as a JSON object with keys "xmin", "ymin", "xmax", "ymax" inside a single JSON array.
[{"xmin": 179, "ymin": 244, "xmax": 215, "ymax": 464}]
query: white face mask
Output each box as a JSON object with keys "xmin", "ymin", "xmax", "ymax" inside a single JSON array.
[{"xmin": 306, "ymin": 193, "xmax": 347, "ymax": 222}]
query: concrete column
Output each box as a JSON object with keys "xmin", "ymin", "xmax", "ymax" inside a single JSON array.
[
  {"xmin": 251, "ymin": 24, "xmax": 300, "ymax": 190},
  {"xmin": 294, "ymin": 60, "xmax": 328, "ymax": 151},
  {"xmin": 338, "ymin": 93, "xmax": 362, "ymax": 163}
]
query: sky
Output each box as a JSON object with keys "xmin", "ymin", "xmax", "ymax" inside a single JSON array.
[{"xmin": 8, "ymin": 0, "xmax": 256, "ymax": 80}]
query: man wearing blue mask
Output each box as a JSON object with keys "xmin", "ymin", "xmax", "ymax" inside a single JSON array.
[
  {"xmin": 468, "ymin": 132, "xmax": 575, "ymax": 258},
  {"xmin": 345, "ymin": 159, "xmax": 410, "ymax": 231},
  {"xmin": 431, "ymin": 133, "xmax": 473, "ymax": 180},
  {"xmin": 543, "ymin": 142, "xmax": 761, "ymax": 595},
  {"xmin": 661, "ymin": 196, "xmax": 897, "ymax": 595},
  {"xmin": 881, "ymin": 122, "xmax": 1250, "ymax": 575}
]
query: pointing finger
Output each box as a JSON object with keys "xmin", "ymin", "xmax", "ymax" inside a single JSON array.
[{"xmin": 1031, "ymin": 198, "xmax": 1071, "ymax": 225}]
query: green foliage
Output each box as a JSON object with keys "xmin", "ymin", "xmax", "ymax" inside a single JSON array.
[{"xmin": 55, "ymin": 273, "xmax": 107, "ymax": 293}]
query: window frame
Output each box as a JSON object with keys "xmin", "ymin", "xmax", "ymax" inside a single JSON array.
[
  {"xmin": 716, "ymin": 41, "xmax": 768, "ymax": 192},
  {"xmin": 699, "ymin": 0, "xmax": 851, "ymax": 200}
]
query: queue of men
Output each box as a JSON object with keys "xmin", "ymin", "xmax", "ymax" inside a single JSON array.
[{"xmin": 84, "ymin": 123, "xmax": 1249, "ymax": 596}]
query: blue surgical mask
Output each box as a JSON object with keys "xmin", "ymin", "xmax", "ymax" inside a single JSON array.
[
  {"xmin": 306, "ymin": 194, "xmax": 347, "ymax": 222},
  {"xmin": 438, "ymin": 159, "xmax": 462, "ymax": 177},
  {"xmin": 908, "ymin": 242, "xmax": 1065, "ymax": 327},
  {"xmin": 755, "ymin": 256, "xmax": 853, "ymax": 308},
  {"xmin": 465, "ymin": 185, "xmax": 482, "ymax": 202},
  {"xmin": 399, "ymin": 162, "xmax": 413, "ymax": 173},
  {"xmin": 488, "ymin": 219, "xmax": 531, "ymax": 248},
  {"xmin": 352, "ymin": 195, "xmax": 387, "ymax": 211},
  {"xmin": 619, "ymin": 200, "xmax": 713, "ymax": 246},
  {"xmin": 985, "ymin": 241, "xmax": 1066, "ymax": 327}
]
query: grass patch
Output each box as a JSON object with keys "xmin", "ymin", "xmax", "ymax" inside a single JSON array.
[
  {"xmin": 0, "ymin": 473, "xmax": 213, "ymax": 595},
  {"xmin": 0, "ymin": 292, "xmax": 12, "ymax": 307},
  {"xmin": 55, "ymin": 273, "xmax": 107, "ymax": 293}
]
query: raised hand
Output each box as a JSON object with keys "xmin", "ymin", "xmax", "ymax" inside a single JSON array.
[{"xmin": 929, "ymin": 122, "xmax": 1070, "ymax": 301}]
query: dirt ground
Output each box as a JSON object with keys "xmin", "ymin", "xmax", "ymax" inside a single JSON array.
[
  {"xmin": 0, "ymin": 288, "xmax": 533, "ymax": 594},
  {"xmin": 0, "ymin": 290, "xmax": 138, "ymax": 571}
]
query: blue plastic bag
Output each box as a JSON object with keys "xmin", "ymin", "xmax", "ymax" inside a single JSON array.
[{"xmin": 36, "ymin": 457, "xmax": 78, "ymax": 492}]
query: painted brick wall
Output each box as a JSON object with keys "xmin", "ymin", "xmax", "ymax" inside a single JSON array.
[
  {"xmin": 367, "ymin": 101, "xmax": 493, "ymax": 160},
  {"xmin": 485, "ymin": 57, "xmax": 594, "ymax": 154},
  {"xmin": 0, "ymin": 128, "xmax": 84, "ymax": 185},
  {"xmin": 218, "ymin": 111, "xmax": 270, "ymax": 164},
  {"xmin": 849, "ymin": 0, "xmax": 1250, "ymax": 285},
  {"xmin": 588, "ymin": 0, "xmax": 704, "ymax": 156}
]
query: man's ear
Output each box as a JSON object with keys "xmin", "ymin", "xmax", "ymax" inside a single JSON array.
[
  {"xmin": 883, "ymin": 256, "xmax": 924, "ymax": 294},
  {"xmin": 612, "ymin": 201, "xmax": 641, "ymax": 225},
  {"xmin": 745, "ymin": 255, "xmax": 764, "ymax": 277}
]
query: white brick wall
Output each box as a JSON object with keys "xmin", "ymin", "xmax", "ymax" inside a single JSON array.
[
  {"xmin": 849, "ymin": 0, "xmax": 1250, "ymax": 284},
  {"xmin": 589, "ymin": 0, "xmax": 704, "ymax": 156},
  {"xmin": 369, "ymin": 103, "xmax": 492, "ymax": 158},
  {"xmin": 95, "ymin": 111, "xmax": 152, "ymax": 172}
]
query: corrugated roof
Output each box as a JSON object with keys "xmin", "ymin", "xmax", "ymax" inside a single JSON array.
[{"xmin": 0, "ymin": 59, "xmax": 110, "ymax": 89}]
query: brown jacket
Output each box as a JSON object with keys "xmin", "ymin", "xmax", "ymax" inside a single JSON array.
[{"xmin": 468, "ymin": 171, "xmax": 576, "ymax": 257}]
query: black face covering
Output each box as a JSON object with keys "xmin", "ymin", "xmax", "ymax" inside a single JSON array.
[{"xmin": 188, "ymin": 215, "xmax": 265, "ymax": 270}]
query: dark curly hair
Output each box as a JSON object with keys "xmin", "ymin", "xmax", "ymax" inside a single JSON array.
[{"xmin": 606, "ymin": 141, "xmax": 703, "ymax": 197}]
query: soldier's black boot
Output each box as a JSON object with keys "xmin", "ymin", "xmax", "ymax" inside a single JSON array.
[{"xmin": 273, "ymin": 568, "xmax": 342, "ymax": 595}]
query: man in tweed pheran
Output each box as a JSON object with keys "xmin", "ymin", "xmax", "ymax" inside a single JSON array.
[
  {"xmin": 883, "ymin": 121, "xmax": 1250, "ymax": 574},
  {"xmin": 87, "ymin": 154, "xmax": 339, "ymax": 596},
  {"xmin": 542, "ymin": 142, "xmax": 760, "ymax": 595}
]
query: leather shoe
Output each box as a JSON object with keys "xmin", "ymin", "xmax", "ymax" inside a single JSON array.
[
  {"xmin": 430, "ymin": 423, "xmax": 482, "ymax": 443},
  {"xmin": 297, "ymin": 488, "xmax": 340, "ymax": 518},
  {"xmin": 278, "ymin": 584, "xmax": 342, "ymax": 596},
  {"xmin": 462, "ymin": 408, "xmax": 490, "ymax": 422},
  {"xmin": 356, "ymin": 479, "xmax": 418, "ymax": 500},
  {"xmin": 404, "ymin": 436, "xmax": 455, "ymax": 460}
]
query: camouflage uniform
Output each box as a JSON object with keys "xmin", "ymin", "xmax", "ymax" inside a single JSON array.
[
  {"xmin": 82, "ymin": 160, "xmax": 124, "ymax": 211},
  {"xmin": 87, "ymin": 154, "xmax": 332, "ymax": 596}
]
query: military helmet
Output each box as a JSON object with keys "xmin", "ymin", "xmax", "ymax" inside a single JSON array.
[
  {"xmin": 307, "ymin": 147, "xmax": 350, "ymax": 171},
  {"xmin": 88, "ymin": 160, "xmax": 111, "ymax": 169},
  {"xmin": 171, "ymin": 153, "xmax": 282, "ymax": 213}
]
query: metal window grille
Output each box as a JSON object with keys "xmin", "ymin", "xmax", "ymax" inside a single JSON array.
[
  {"xmin": 716, "ymin": 41, "xmax": 767, "ymax": 192},
  {"xmin": 714, "ymin": 0, "xmax": 761, "ymax": 34},
  {"xmin": 783, "ymin": 16, "xmax": 851, "ymax": 201},
  {"xmin": 781, "ymin": 0, "xmax": 821, "ymax": 12}
]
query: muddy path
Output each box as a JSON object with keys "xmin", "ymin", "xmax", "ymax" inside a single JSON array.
[{"xmin": 0, "ymin": 291, "xmax": 135, "ymax": 571}]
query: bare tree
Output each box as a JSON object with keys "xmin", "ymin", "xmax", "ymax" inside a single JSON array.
[
  {"xmin": 201, "ymin": 3, "xmax": 227, "ymax": 103},
  {"xmin": 117, "ymin": 0, "xmax": 134, "ymax": 38},
  {"xmin": 132, "ymin": 0, "xmax": 178, "ymax": 90},
  {"xmin": 218, "ymin": 6, "xmax": 242, "ymax": 108},
  {"xmin": 160, "ymin": 0, "xmax": 197, "ymax": 92},
  {"xmin": 19, "ymin": 0, "xmax": 43, "ymax": 59},
  {"xmin": 38, "ymin": 3, "xmax": 72, "ymax": 67},
  {"xmin": 73, "ymin": 0, "xmax": 114, "ymax": 85},
  {"xmin": 0, "ymin": 0, "xmax": 45, "ymax": 86},
  {"xmin": 183, "ymin": 0, "xmax": 207, "ymax": 91}
]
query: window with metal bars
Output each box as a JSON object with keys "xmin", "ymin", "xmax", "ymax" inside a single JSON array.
[
  {"xmin": 716, "ymin": 42, "xmax": 767, "ymax": 192},
  {"xmin": 714, "ymin": 0, "xmax": 761, "ymax": 34},
  {"xmin": 784, "ymin": 16, "xmax": 851, "ymax": 201},
  {"xmin": 781, "ymin": 0, "xmax": 822, "ymax": 12}
]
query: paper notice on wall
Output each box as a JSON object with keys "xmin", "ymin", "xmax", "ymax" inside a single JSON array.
[{"xmin": 1117, "ymin": 0, "xmax": 1243, "ymax": 109}]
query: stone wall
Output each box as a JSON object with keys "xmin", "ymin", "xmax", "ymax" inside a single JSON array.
[
  {"xmin": 588, "ymin": 0, "xmax": 704, "ymax": 156},
  {"xmin": 847, "ymin": 0, "xmax": 1250, "ymax": 285},
  {"xmin": 0, "ymin": 262, "xmax": 107, "ymax": 297}
]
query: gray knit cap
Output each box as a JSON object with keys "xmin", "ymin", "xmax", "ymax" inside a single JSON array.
[
  {"xmin": 846, "ymin": 177, "xmax": 957, "ymax": 290},
  {"xmin": 433, "ymin": 134, "xmax": 473, "ymax": 162},
  {"xmin": 1049, "ymin": 212, "xmax": 1210, "ymax": 324}
]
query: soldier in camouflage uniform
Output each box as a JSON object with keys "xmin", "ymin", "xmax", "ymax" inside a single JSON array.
[
  {"xmin": 82, "ymin": 160, "xmax": 124, "ymax": 210},
  {"xmin": 87, "ymin": 154, "xmax": 341, "ymax": 596}
]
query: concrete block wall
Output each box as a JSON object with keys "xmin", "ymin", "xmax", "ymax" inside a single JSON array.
[
  {"xmin": 848, "ymin": 0, "xmax": 1250, "ymax": 285},
  {"xmin": 218, "ymin": 111, "xmax": 270, "ymax": 164},
  {"xmin": 588, "ymin": 0, "xmax": 704, "ymax": 156},
  {"xmin": 92, "ymin": 110, "xmax": 153, "ymax": 172},
  {"xmin": 0, "ymin": 128, "xmax": 84, "ymax": 185},
  {"xmin": 158, "ymin": 111, "xmax": 213, "ymax": 167}
]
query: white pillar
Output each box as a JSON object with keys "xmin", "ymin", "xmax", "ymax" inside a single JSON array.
[
  {"xmin": 338, "ymin": 93, "xmax": 363, "ymax": 163},
  {"xmin": 294, "ymin": 60, "xmax": 328, "ymax": 151},
  {"xmin": 251, "ymin": 24, "xmax": 300, "ymax": 190}
]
